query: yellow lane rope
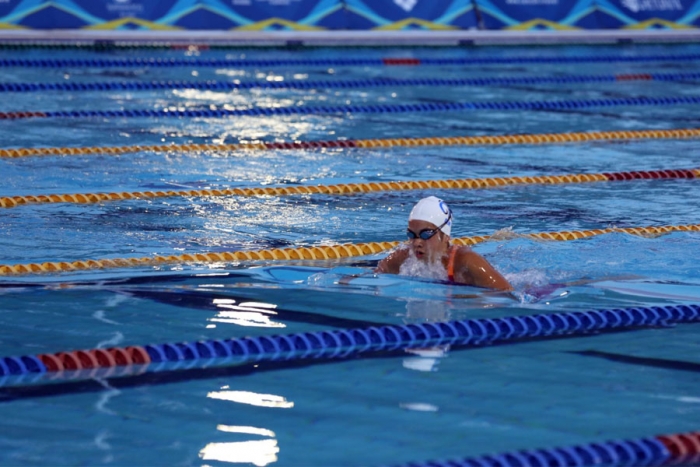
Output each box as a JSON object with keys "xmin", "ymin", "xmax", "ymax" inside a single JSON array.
[
  {"xmin": 4, "ymin": 168, "xmax": 700, "ymax": 209},
  {"xmin": 355, "ymin": 128, "xmax": 700, "ymax": 149},
  {"xmin": 2, "ymin": 223, "xmax": 698, "ymax": 276},
  {"xmin": 1, "ymin": 128, "xmax": 700, "ymax": 158}
]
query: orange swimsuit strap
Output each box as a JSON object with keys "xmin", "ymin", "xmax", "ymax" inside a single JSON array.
[{"xmin": 447, "ymin": 245, "xmax": 458, "ymax": 282}]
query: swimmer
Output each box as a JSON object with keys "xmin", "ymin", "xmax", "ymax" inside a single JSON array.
[{"xmin": 376, "ymin": 196, "xmax": 512, "ymax": 291}]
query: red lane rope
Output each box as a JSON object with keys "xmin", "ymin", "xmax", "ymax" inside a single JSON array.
[{"xmin": 381, "ymin": 58, "xmax": 421, "ymax": 65}]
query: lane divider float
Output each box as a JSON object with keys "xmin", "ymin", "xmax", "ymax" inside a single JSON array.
[
  {"xmin": 3, "ymin": 128, "xmax": 700, "ymax": 159},
  {"xmin": 390, "ymin": 430, "xmax": 700, "ymax": 467},
  {"xmin": 1, "ymin": 168, "xmax": 698, "ymax": 209},
  {"xmin": 3, "ymin": 53, "xmax": 700, "ymax": 68},
  {"xmin": 2, "ymin": 72, "xmax": 699, "ymax": 94},
  {"xmin": 0, "ymin": 41, "xmax": 216, "ymax": 51},
  {"xmin": 2, "ymin": 95, "xmax": 700, "ymax": 120},
  {"xmin": 1, "ymin": 223, "xmax": 698, "ymax": 276},
  {"xmin": 0, "ymin": 303, "xmax": 697, "ymax": 383}
]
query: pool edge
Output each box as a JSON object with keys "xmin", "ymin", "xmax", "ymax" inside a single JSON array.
[{"xmin": 0, "ymin": 29, "xmax": 700, "ymax": 46}]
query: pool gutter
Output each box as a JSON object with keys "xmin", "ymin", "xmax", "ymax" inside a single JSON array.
[{"xmin": 0, "ymin": 29, "xmax": 699, "ymax": 46}]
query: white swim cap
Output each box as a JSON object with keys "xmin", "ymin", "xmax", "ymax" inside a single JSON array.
[{"xmin": 408, "ymin": 196, "xmax": 452, "ymax": 236}]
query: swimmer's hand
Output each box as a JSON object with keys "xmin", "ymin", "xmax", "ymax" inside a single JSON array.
[{"xmin": 339, "ymin": 271, "xmax": 375, "ymax": 285}]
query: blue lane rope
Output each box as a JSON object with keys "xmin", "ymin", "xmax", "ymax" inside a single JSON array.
[
  {"xmin": 3, "ymin": 53, "xmax": 700, "ymax": 68},
  {"xmin": 14, "ymin": 95, "xmax": 700, "ymax": 120},
  {"xmin": 386, "ymin": 435, "xmax": 671, "ymax": 467},
  {"xmin": 3, "ymin": 72, "xmax": 700, "ymax": 93},
  {"xmin": 1, "ymin": 303, "xmax": 698, "ymax": 379}
]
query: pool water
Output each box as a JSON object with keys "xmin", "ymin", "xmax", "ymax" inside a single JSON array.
[{"xmin": 0, "ymin": 42, "xmax": 699, "ymax": 466}]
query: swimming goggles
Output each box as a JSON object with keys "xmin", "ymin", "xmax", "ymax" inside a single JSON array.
[{"xmin": 406, "ymin": 211, "xmax": 452, "ymax": 240}]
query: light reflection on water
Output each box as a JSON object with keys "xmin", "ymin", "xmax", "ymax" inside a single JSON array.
[
  {"xmin": 216, "ymin": 425, "xmax": 276, "ymax": 437},
  {"xmin": 200, "ymin": 422, "xmax": 279, "ymax": 466},
  {"xmin": 199, "ymin": 439, "xmax": 280, "ymax": 466},
  {"xmin": 171, "ymin": 88, "xmax": 297, "ymax": 110},
  {"xmin": 207, "ymin": 388, "xmax": 295, "ymax": 409},
  {"xmin": 209, "ymin": 308, "xmax": 286, "ymax": 328}
]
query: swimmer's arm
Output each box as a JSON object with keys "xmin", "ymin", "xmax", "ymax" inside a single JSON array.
[
  {"xmin": 339, "ymin": 247, "xmax": 407, "ymax": 285},
  {"xmin": 456, "ymin": 250, "xmax": 512, "ymax": 291},
  {"xmin": 375, "ymin": 247, "xmax": 409, "ymax": 275},
  {"xmin": 338, "ymin": 270, "xmax": 374, "ymax": 285}
]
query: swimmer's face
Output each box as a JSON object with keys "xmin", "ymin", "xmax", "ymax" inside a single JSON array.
[{"xmin": 407, "ymin": 219, "xmax": 448, "ymax": 261}]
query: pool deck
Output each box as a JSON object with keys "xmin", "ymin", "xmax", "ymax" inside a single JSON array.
[{"xmin": 0, "ymin": 29, "xmax": 699, "ymax": 46}]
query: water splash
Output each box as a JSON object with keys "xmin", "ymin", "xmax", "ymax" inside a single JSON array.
[{"xmin": 398, "ymin": 248, "xmax": 448, "ymax": 282}]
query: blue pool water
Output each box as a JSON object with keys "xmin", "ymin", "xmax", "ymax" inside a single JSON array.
[{"xmin": 1, "ymin": 43, "xmax": 700, "ymax": 466}]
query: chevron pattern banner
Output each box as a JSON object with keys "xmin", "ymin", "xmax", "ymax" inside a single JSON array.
[
  {"xmin": 0, "ymin": 0, "xmax": 697, "ymax": 30},
  {"xmin": 475, "ymin": 0, "xmax": 700, "ymax": 29},
  {"xmin": 0, "ymin": 0, "xmax": 346, "ymax": 30},
  {"xmin": 344, "ymin": 0, "xmax": 478, "ymax": 30},
  {"xmin": 473, "ymin": 0, "xmax": 600, "ymax": 30},
  {"xmin": 595, "ymin": 0, "xmax": 700, "ymax": 29}
]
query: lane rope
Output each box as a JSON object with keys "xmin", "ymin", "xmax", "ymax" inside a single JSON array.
[
  {"xmin": 1, "ymin": 223, "xmax": 698, "ymax": 276},
  {"xmin": 3, "ymin": 128, "xmax": 700, "ymax": 159},
  {"xmin": 392, "ymin": 430, "xmax": 700, "ymax": 467},
  {"xmin": 2, "ymin": 72, "xmax": 699, "ymax": 94},
  {"xmin": 0, "ymin": 41, "xmax": 208, "ymax": 50},
  {"xmin": 2, "ymin": 53, "xmax": 700, "ymax": 68},
  {"xmin": 1, "ymin": 168, "xmax": 698, "ymax": 209},
  {"xmin": 0, "ymin": 42, "xmax": 342, "ymax": 51},
  {"xmin": 0, "ymin": 303, "xmax": 697, "ymax": 380},
  {"xmin": 3, "ymin": 95, "xmax": 700, "ymax": 120}
]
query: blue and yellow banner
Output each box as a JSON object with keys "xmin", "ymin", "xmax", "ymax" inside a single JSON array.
[
  {"xmin": 595, "ymin": 0, "xmax": 700, "ymax": 29},
  {"xmin": 345, "ymin": 0, "xmax": 478, "ymax": 30},
  {"xmin": 0, "ymin": 0, "xmax": 698, "ymax": 30},
  {"xmin": 0, "ymin": 0, "xmax": 346, "ymax": 30},
  {"xmin": 473, "ymin": 0, "xmax": 599, "ymax": 30}
]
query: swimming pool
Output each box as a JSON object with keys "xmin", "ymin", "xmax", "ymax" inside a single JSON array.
[{"xmin": 1, "ymin": 41, "xmax": 699, "ymax": 466}]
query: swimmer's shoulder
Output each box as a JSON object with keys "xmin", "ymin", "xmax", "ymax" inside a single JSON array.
[
  {"xmin": 376, "ymin": 244, "xmax": 409, "ymax": 274},
  {"xmin": 452, "ymin": 245, "xmax": 494, "ymax": 271},
  {"xmin": 451, "ymin": 244, "xmax": 473, "ymax": 260},
  {"xmin": 450, "ymin": 245, "xmax": 478, "ymax": 274},
  {"xmin": 451, "ymin": 244, "xmax": 512, "ymax": 291}
]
